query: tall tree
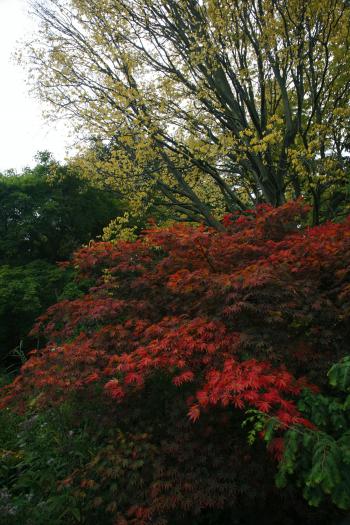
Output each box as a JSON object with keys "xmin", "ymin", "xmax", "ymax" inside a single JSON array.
[{"xmin": 27, "ymin": 0, "xmax": 350, "ymax": 226}]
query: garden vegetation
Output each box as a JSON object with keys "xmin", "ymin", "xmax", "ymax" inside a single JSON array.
[{"xmin": 1, "ymin": 1, "xmax": 350, "ymax": 524}]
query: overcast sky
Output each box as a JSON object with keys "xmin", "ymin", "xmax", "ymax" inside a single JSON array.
[{"xmin": 0, "ymin": 0, "xmax": 70, "ymax": 172}]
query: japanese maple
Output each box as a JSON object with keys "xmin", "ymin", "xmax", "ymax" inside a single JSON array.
[{"xmin": 1, "ymin": 200, "xmax": 350, "ymax": 523}]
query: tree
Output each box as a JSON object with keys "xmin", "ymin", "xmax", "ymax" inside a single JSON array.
[
  {"xmin": 2, "ymin": 201, "xmax": 350, "ymax": 523},
  {"xmin": 0, "ymin": 156, "xmax": 123, "ymax": 361},
  {"xmin": 0, "ymin": 156, "xmax": 123, "ymax": 264},
  {"xmin": 25, "ymin": 0, "xmax": 350, "ymax": 226},
  {"xmin": 0, "ymin": 261, "xmax": 72, "ymax": 364}
]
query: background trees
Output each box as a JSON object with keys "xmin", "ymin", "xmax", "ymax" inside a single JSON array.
[
  {"xmin": 26, "ymin": 0, "xmax": 350, "ymax": 225},
  {"xmin": 0, "ymin": 154, "xmax": 123, "ymax": 362},
  {"xmin": 0, "ymin": 154, "xmax": 122, "ymax": 264}
]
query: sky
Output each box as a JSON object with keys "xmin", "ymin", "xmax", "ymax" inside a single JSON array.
[{"xmin": 0, "ymin": 0, "xmax": 70, "ymax": 172}]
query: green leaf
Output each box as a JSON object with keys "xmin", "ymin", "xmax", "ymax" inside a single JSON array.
[{"xmin": 328, "ymin": 357, "xmax": 350, "ymax": 391}]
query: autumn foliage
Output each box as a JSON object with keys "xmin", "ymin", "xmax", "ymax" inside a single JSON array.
[{"xmin": 1, "ymin": 200, "xmax": 350, "ymax": 524}]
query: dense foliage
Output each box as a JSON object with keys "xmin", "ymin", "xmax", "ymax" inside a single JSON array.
[
  {"xmin": 1, "ymin": 201, "xmax": 350, "ymax": 524},
  {"xmin": 0, "ymin": 261, "xmax": 71, "ymax": 363},
  {"xmin": 273, "ymin": 356, "xmax": 350, "ymax": 510},
  {"xmin": 0, "ymin": 156, "xmax": 122, "ymax": 265},
  {"xmin": 0, "ymin": 156, "xmax": 122, "ymax": 361},
  {"xmin": 3, "ymin": 1, "xmax": 350, "ymax": 522}
]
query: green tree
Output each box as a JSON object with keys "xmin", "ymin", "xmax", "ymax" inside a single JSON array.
[
  {"xmin": 25, "ymin": 0, "xmax": 350, "ymax": 226},
  {"xmin": 0, "ymin": 261, "xmax": 71, "ymax": 364},
  {"xmin": 0, "ymin": 154, "xmax": 122, "ymax": 264},
  {"xmin": 0, "ymin": 155, "xmax": 123, "ymax": 361}
]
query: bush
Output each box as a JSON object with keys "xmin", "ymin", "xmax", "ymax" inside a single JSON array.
[
  {"xmin": 1, "ymin": 201, "xmax": 350, "ymax": 524},
  {"xmin": 0, "ymin": 401, "xmax": 97, "ymax": 525}
]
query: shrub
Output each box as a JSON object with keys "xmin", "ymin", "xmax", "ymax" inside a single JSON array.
[{"xmin": 1, "ymin": 200, "xmax": 350, "ymax": 524}]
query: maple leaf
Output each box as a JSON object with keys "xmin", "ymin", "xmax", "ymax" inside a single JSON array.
[
  {"xmin": 188, "ymin": 404, "xmax": 201, "ymax": 422},
  {"xmin": 173, "ymin": 371, "xmax": 194, "ymax": 386},
  {"xmin": 84, "ymin": 373, "xmax": 100, "ymax": 384},
  {"xmin": 104, "ymin": 380, "xmax": 125, "ymax": 399}
]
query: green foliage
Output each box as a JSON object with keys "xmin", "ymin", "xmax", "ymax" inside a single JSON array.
[
  {"xmin": 0, "ymin": 261, "xmax": 68, "ymax": 360},
  {"xmin": 0, "ymin": 154, "xmax": 123, "ymax": 361},
  {"xmin": 0, "ymin": 156, "xmax": 122, "ymax": 265},
  {"xmin": 261, "ymin": 356, "xmax": 350, "ymax": 510},
  {"xmin": 0, "ymin": 402, "xmax": 98, "ymax": 525},
  {"xmin": 328, "ymin": 356, "xmax": 350, "ymax": 392}
]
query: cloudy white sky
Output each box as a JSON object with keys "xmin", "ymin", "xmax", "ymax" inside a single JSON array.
[{"xmin": 0, "ymin": 0, "xmax": 70, "ymax": 172}]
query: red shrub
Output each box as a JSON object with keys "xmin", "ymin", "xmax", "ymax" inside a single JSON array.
[{"xmin": 2, "ymin": 200, "xmax": 350, "ymax": 523}]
